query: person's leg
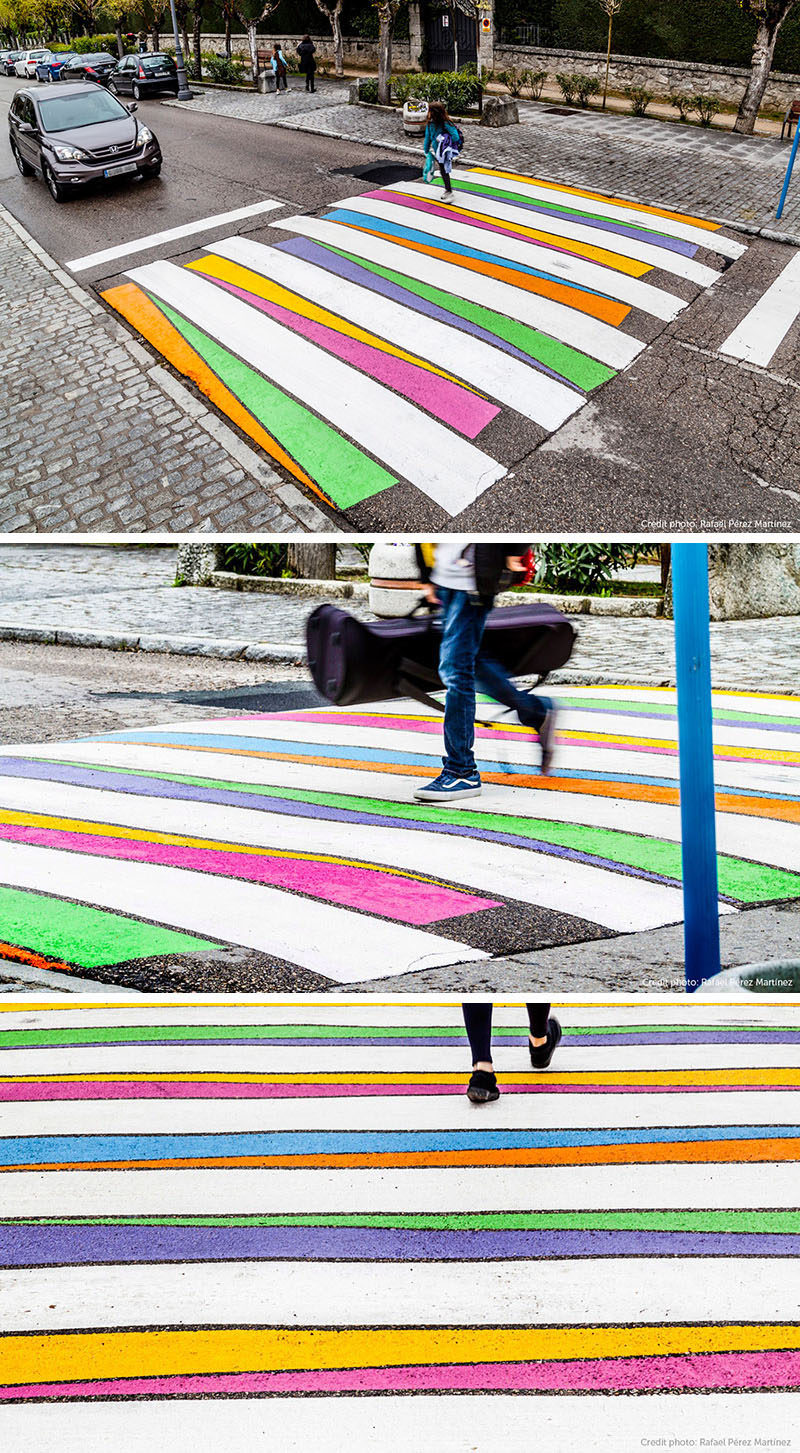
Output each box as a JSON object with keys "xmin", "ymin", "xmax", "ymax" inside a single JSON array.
[
  {"xmin": 527, "ymin": 1001, "xmax": 562, "ymax": 1069},
  {"xmin": 526, "ymin": 1002, "xmax": 551, "ymax": 1042},
  {"xmin": 439, "ymin": 590, "xmax": 489, "ymax": 778},
  {"xmin": 463, "ymin": 1002, "xmax": 499, "ymax": 1104},
  {"xmin": 475, "ymin": 649, "xmax": 558, "ymax": 775},
  {"xmin": 438, "ymin": 160, "xmax": 453, "ymax": 197}
]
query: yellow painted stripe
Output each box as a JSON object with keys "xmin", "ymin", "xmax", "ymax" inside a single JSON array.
[
  {"xmin": 3, "ymin": 1069, "xmax": 799, "ymax": 1086},
  {"xmin": 2, "ymin": 1324, "xmax": 798, "ymax": 1386},
  {"xmin": 187, "ymin": 254, "xmax": 487, "ymax": 396},
  {"xmin": 470, "ymin": 169, "xmax": 722, "ymax": 232}
]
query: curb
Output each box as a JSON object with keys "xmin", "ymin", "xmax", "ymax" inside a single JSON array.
[
  {"xmin": 0, "ymin": 623, "xmax": 306, "ymax": 663},
  {"xmin": 206, "ymin": 574, "xmax": 662, "ymax": 615},
  {"xmin": 0, "ymin": 960, "xmax": 126, "ymax": 993}
]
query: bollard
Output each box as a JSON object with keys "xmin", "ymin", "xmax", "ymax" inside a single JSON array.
[
  {"xmin": 672, "ymin": 544, "xmax": 721, "ymax": 992},
  {"xmin": 777, "ymin": 114, "xmax": 800, "ymax": 219}
]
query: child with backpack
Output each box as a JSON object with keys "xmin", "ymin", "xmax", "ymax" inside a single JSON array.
[
  {"xmin": 423, "ymin": 100, "xmax": 463, "ymax": 201},
  {"xmin": 271, "ymin": 43, "xmax": 288, "ymax": 91}
]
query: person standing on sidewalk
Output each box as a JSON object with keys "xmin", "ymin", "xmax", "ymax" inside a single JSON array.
[
  {"xmin": 296, "ymin": 35, "xmax": 316, "ymax": 92},
  {"xmin": 423, "ymin": 102, "xmax": 462, "ymax": 201},
  {"xmin": 463, "ymin": 1002, "xmax": 562, "ymax": 1104},
  {"xmin": 271, "ymin": 43, "xmax": 288, "ymax": 91},
  {"xmin": 412, "ymin": 541, "xmax": 558, "ymax": 804}
]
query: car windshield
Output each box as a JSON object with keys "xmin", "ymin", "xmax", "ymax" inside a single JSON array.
[
  {"xmin": 38, "ymin": 89, "xmax": 130, "ymax": 132},
  {"xmin": 140, "ymin": 55, "xmax": 175, "ymax": 69},
  {"xmin": 83, "ymin": 53, "xmax": 115, "ymax": 63}
]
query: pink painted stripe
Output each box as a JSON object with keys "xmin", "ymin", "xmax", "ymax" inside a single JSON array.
[
  {"xmin": 273, "ymin": 710, "xmax": 677, "ymax": 755},
  {"xmin": 0, "ymin": 823, "xmax": 497, "ymax": 926},
  {"xmin": 0, "ymin": 1081, "xmax": 744, "ymax": 1102},
  {"xmin": 191, "ymin": 267, "xmax": 499, "ymax": 439},
  {"xmin": 4, "ymin": 1350, "xmax": 799, "ymax": 1401},
  {"xmin": 366, "ymin": 187, "xmax": 601, "ymax": 265}
]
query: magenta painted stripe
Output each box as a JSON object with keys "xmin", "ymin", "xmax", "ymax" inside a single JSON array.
[
  {"xmin": 191, "ymin": 267, "xmax": 499, "ymax": 439},
  {"xmin": 0, "ymin": 823, "xmax": 497, "ymax": 926},
  {"xmin": 274, "ymin": 711, "xmax": 677, "ymax": 755},
  {"xmin": 4, "ymin": 1349, "xmax": 799, "ymax": 1401},
  {"xmin": 0, "ymin": 1081, "xmax": 756, "ymax": 1102}
]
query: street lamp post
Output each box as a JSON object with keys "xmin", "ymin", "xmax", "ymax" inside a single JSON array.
[
  {"xmin": 167, "ymin": 0, "xmax": 193, "ymax": 100},
  {"xmin": 672, "ymin": 543, "xmax": 721, "ymax": 993}
]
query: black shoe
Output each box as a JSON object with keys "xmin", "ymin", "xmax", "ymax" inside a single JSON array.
[
  {"xmin": 529, "ymin": 1016, "xmax": 562, "ymax": 1069},
  {"xmin": 467, "ymin": 1069, "xmax": 499, "ymax": 1104},
  {"xmin": 538, "ymin": 702, "xmax": 558, "ymax": 776}
]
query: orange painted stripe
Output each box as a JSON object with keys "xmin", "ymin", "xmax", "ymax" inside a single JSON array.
[
  {"xmin": 335, "ymin": 221, "xmax": 631, "ymax": 323},
  {"xmin": 472, "ymin": 169, "xmax": 722, "ymax": 232},
  {"xmin": 13, "ymin": 1139, "xmax": 800, "ymax": 1174},
  {"xmin": 101, "ymin": 283, "xmax": 326, "ymax": 501},
  {"xmin": 0, "ymin": 943, "xmax": 75, "ymax": 975},
  {"xmin": 430, "ymin": 196, "xmax": 655, "ymax": 276}
]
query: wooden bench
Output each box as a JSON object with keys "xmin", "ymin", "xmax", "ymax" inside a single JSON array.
[{"xmin": 781, "ymin": 98, "xmax": 800, "ymax": 140}]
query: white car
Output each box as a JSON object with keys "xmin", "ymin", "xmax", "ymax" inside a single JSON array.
[{"xmin": 15, "ymin": 49, "xmax": 52, "ymax": 78}]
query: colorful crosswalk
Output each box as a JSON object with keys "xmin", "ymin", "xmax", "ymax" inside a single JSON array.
[
  {"xmin": 0, "ymin": 685, "xmax": 798, "ymax": 983},
  {"xmin": 0, "ymin": 1000, "xmax": 797, "ymax": 1449},
  {"xmin": 100, "ymin": 167, "xmax": 746, "ymax": 516}
]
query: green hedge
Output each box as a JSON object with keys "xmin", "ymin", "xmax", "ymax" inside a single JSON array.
[{"xmin": 392, "ymin": 69, "xmax": 482, "ymax": 114}]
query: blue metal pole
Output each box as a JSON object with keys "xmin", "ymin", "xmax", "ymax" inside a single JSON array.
[
  {"xmin": 672, "ymin": 544, "xmax": 721, "ymax": 993},
  {"xmin": 777, "ymin": 115, "xmax": 800, "ymax": 219}
]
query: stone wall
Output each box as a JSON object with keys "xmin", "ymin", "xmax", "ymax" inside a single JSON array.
[
  {"xmin": 197, "ymin": 32, "xmax": 423, "ymax": 72},
  {"xmin": 492, "ymin": 44, "xmax": 800, "ymax": 112}
]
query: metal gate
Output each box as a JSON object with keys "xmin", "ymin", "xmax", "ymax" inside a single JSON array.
[{"xmin": 424, "ymin": 5, "xmax": 477, "ymax": 72}]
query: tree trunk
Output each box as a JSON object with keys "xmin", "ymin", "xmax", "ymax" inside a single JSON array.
[
  {"xmin": 193, "ymin": 6, "xmax": 203, "ymax": 76},
  {"xmin": 332, "ymin": 7, "xmax": 343, "ymax": 76},
  {"xmin": 181, "ymin": 22, "xmax": 190, "ymax": 61},
  {"xmin": 659, "ymin": 544, "xmax": 671, "ymax": 594},
  {"xmin": 225, "ymin": 14, "xmax": 232, "ymax": 57},
  {"xmin": 151, "ymin": 24, "xmax": 160, "ymax": 50},
  {"xmin": 734, "ymin": 19, "xmax": 779, "ymax": 134},
  {"xmin": 287, "ymin": 544, "xmax": 337, "ymax": 579},
  {"xmin": 115, "ymin": 23, "xmax": 123, "ymax": 56},
  {"xmin": 377, "ymin": 6, "xmax": 392, "ymax": 105},
  {"xmin": 246, "ymin": 21, "xmax": 258, "ymax": 82}
]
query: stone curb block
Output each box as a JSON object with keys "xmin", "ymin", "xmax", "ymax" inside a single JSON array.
[
  {"xmin": 0, "ymin": 961, "xmax": 121, "ymax": 994},
  {"xmin": 209, "ymin": 571, "xmax": 370, "ymax": 599}
]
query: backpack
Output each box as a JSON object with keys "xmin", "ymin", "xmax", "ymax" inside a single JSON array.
[{"xmin": 450, "ymin": 123, "xmax": 465, "ymax": 153}]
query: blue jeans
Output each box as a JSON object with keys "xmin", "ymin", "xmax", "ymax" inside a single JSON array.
[{"xmin": 437, "ymin": 588, "xmax": 549, "ymax": 778}]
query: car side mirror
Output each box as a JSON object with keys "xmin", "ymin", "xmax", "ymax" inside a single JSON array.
[
  {"xmin": 128, "ymin": 101, "xmax": 138, "ymax": 112},
  {"xmin": 16, "ymin": 121, "xmax": 34, "ymax": 133}
]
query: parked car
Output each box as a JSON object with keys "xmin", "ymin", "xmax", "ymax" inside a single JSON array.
[
  {"xmin": 14, "ymin": 49, "xmax": 51, "ymax": 78},
  {"xmin": 109, "ymin": 52, "xmax": 178, "ymax": 100},
  {"xmin": 35, "ymin": 52, "xmax": 77, "ymax": 82},
  {"xmin": 2, "ymin": 51, "xmax": 24, "ymax": 76},
  {"xmin": 58, "ymin": 52, "xmax": 118, "ymax": 86},
  {"xmin": 8, "ymin": 83, "xmax": 162, "ymax": 202}
]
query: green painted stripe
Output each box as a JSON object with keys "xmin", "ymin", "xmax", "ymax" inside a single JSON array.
[
  {"xmin": 556, "ymin": 695, "xmax": 800, "ymax": 729},
  {"xmin": 11, "ymin": 1212, "xmax": 800, "ymax": 1233},
  {"xmin": 0, "ymin": 1022, "xmax": 784, "ymax": 1049},
  {"xmin": 150, "ymin": 295, "xmax": 395, "ymax": 510},
  {"xmin": 0, "ymin": 885, "xmax": 216, "ymax": 970},
  {"xmin": 448, "ymin": 173, "xmax": 686, "ymax": 243},
  {"xmin": 323, "ymin": 241, "xmax": 614, "ymax": 392},
  {"xmin": 44, "ymin": 758, "xmax": 800, "ymax": 904}
]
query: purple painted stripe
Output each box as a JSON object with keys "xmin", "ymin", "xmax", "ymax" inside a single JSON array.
[
  {"xmin": 447, "ymin": 180, "xmax": 699, "ymax": 256},
  {"xmin": 3, "ymin": 1225, "xmax": 799, "ymax": 1268},
  {"xmin": 5, "ymin": 1032, "xmax": 797, "ymax": 1050},
  {"xmin": 275, "ymin": 235, "xmax": 578, "ymax": 388},
  {"xmin": 191, "ymin": 266, "xmax": 498, "ymax": 438}
]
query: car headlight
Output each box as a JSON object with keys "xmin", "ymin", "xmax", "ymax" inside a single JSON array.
[
  {"xmin": 137, "ymin": 126, "xmax": 154, "ymax": 145},
  {"xmin": 52, "ymin": 143, "xmax": 86, "ymax": 162}
]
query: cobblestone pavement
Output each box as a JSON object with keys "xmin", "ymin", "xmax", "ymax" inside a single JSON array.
[
  {"xmin": 273, "ymin": 97, "xmax": 800, "ymax": 241},
  {"xmin": 166, "ymin": 77, "xmax": 350, "ymax": 124},
  {"xmin": 0, "ymin": 207, "xmax": 335, "ymax": 533}
]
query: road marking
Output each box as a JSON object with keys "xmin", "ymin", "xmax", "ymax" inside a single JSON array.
[
  {"xmin": 65, "ymin": 199, "xmax": 284, "ymax": 273},
  {"xmin": 719, "ymin": 247, "xmax": 800, "ymax": 367}
]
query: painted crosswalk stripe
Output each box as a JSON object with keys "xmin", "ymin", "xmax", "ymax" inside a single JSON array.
[
  {"xmin": 65, "ymin": 198, "xmax": 284, "ymax": 273},
  {"xmin": 126, "ymin": 261, "xmax": 506, "ymax": 511},
  {"xmin": 719, "ymin": 247, "xmax": 800, "ymax": 366}
]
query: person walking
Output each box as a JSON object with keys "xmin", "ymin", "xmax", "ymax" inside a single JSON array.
[
  {"xmin": 412, "ymin": 541, "xmax": 558, "ymax": 803},
  {"xmin": 423, "ymin": 100, "xmax": 462, "ymax": 201},
  {"xmin": 463, "ymin": 1002, "xmax": 562, "ymax": 1104},
  {"xmin": 271, "ymin": 43, "xmax": 288, "ymax": 91},
  {"xmin": 296, "ymin": 34, "xmax": 316, "ymax": 92}
]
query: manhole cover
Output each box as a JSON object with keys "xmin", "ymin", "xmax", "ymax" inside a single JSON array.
[
  {"xmin": 545, "ymin": 106, "xmax": 577, "ymax": 116},
  {"xmin": 331, "ymin": 161, "xmax": 421, "ymax": 186}
]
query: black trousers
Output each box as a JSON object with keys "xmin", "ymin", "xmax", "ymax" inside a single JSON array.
[
  {"xmin": 305, "ymin": 72, "xmax": 315, "ymax": 90},
  {"xmin": 438, "ymin": 161, "xmax": 452, "ymax": 192},
  {"xmin": 463, "ymin": 1002, "xmax": 551, "ymax": 1063}
]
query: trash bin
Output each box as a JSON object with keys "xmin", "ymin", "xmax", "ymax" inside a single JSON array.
[
  {"xmin": 368, "ymin": 542, "xmax": 426, "ymax": 617},
  {"xmin": 402, "ymin": 99, "xmax": 428, "ymax": 136}
]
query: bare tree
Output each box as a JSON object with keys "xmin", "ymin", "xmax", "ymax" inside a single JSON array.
[
  {"xmin": 234, "ymin": 0, "xmax": 281, "ymax": 82},
  {"xmin": 191, "ymin": 0, "xmax": 204, "ymax": 76},
  {"xmin": 733, "ymin": 0, "xmax": 800, "ymax": 133},
  {"xmin": 312, "ymin": 0, "xmax": 344, "ymax": 76},
  {"xmin": 373, "ymin": 0, "xmax": 405, "ymax": 105},
  {"xmin": 596, "ymin": 0, "xmax": 624, "ymax": 109},
  {"xmin": 104, "ymin": 0, "xmax": 129, "ymax": 57}
]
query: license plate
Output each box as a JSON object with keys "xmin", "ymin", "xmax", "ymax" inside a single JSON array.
[
  {"xmin": 104, "ymin": 161, "xmax": 137, "ymax": 176},
  {"xmin": 155, "ymin": 68, "xmax": 168, "ymax": 74}
]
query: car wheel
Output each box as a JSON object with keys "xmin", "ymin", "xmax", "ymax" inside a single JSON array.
[
  {"xmin": 44, "ymin": 162, "xmax": 68, "ymax": 202},
  {"xmin": 46, "ymin": 70, "xmax": 53, "ymax": 82},
  {"xmin": 108, "ymin": 78, "xmax": 118, "ymax": 93},
  {"xmin": 132, "ymin": 82, "xmax": 141, "ymax": 100},
  {"xmin": 12, "ymin": 142, "xmax": 33, "ymax": 176}
]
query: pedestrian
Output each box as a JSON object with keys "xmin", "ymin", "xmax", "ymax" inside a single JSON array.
[
  {"xmin": 412, "ymin": 541, "xmax": 558, "ymax": 803},
  {"xmin": 271, "ymin": 43, "xmax": 288, "ymax": 92},
  {"xmin": 463, "ymin": 1002, "xmax": 562, "ymax": 1104},
  {"xmin": 423, "ymin": 100, "xmax": 463, "ymax": 201},
  {"xmin": 296, "ymin": 34, "xmax": 316, "ymax": 92}
]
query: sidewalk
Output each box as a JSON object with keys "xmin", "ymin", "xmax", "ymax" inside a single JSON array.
[{"xmin": 0, "ymin": 207, "xmax": 334, "ymax": 533}]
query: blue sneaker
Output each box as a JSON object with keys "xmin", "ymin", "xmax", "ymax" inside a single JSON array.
[{"xmin": 413, "ymin": 771, "xmax": 482, "ymax": 803}]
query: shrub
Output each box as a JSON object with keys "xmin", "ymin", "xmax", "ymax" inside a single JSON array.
[
  {"xmin": 219, "ymin": 544, "xmax": 291, "ymax": 577},
  {"xmin": 555, "ymin": 71, "xmax": 578, "ymax": 105},
  {"xmin": 70, "ymin": 33, "xmax": 118, "ymax": 53},
  {"xmin": 358, "ymin": 76, "xmax": 379, "ymax": 103},
  {"xmin": 391, "ymin": 69, "xmax": 481, "ymax": 114},
  {"xmin": 204, "ymin": 52, "xmax": 246, "ymax": 83},
  {"xmin": 500, "ymin": 66, "xmax": 525, "ymax": 97},
  {"xmin": 524, "ymin": 67, "xmax": 547, "ymax": 100},
  {"xmin": 625, "ymin": 84, "xmax": 653, "ymax": 116},
  {"xmin": 691, "ymin": 93, "xmax": 721, "ymax": 126},
  {"xmin": 575, "ymin": 74, "xmax": 601, "ymax": 106},
  {"xmin": 671, "ymin": 92, "xmax": 694, "ymax": 121},
  {"xmin": 534, "ymin": 544, "xmax": 646, "ymax": 594},
  {"xmin": 556, "ymin": 72, "xmax": 598, "ymax": 107}
]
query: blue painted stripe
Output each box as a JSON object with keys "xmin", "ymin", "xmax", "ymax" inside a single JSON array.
[{"xmin": 2, "ymin": 1126, "xmax": 798, "ymax": 1165}]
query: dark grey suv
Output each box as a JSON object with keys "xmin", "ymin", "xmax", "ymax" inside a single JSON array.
[{"xmin": 8, "ymin": 82, "xmax": 162, "ymax": 201}]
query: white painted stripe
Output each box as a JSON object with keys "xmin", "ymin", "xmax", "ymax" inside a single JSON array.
[
  {"xmin": 465, "ymin": 169, "xmax": 748, "ymax": 259},
  {"xmin": 207, "ymin": 235, "xmax": 584, "ymax": 431},
  {"xmin": 126, "ymin": 261, "xmax": 505, "ymax": 512},
  {"xmin": 4, "ymin": 1395, "xmax": 791, "ymax": 1453},
  {"xmin": 0, "ymin": 776, "xmax": 692, "ymax": 933},
  {"xmin": 382, "ymin": 182, "xmax": 686, "ymax": 321},
  {"xmin": 5, "ymin": 1090, "xmax": 793, "ymax": 1138},
  {"xmin": 0, "ymin": 841, "xmax": 485, "ymax": 982},
  {"xmin": 2, "ymin": 1258, "xmax": 796, "ymax": 1332},
  {"xmin": 65, "ymin": 199, "xmax": 284, "ymax": 272},
  {"xmin": 269, "ymin": 214, "xmax": 644, "ymax": 368},
  {"xmin": 3, "ymin": 1163, "xmax": 796, "ymax": 1216},
  {"xmin": 0, "ymin": 1045, "xmax": 788, "ymax": 1074},
  {"xmin": 719, "ymin": 248, "xmax": 800, "ymax": 367},
  {"xmin": 332, "ymin": 190, "xmax": 720, "ymax": 286}
]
